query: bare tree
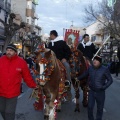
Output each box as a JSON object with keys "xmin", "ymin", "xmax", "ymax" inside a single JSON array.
[
  {"xmin": 84, "ymin": 0, "xmax": 120, "ymax": 39},
  {"xmin": 0, "ymin": 13, "xmax": 26, "ymax": 53},
  {"xmin": 84, "ymin": 0, "xmax": 120, "ymax": 62}
]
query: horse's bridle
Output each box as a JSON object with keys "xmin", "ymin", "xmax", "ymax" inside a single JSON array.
[
  {"xmin": 70, "ymin": 51, "xmax": 81, "ymax": 77},
  {"xmin": 34, "ymin": 51, "xmax": 55, "ymax": 86}
]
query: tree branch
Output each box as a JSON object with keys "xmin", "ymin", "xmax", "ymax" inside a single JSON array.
[
  {"xmin": 84, "ymin": 0, "xmax": 120, "ymax": 39},
  {"xmin": 0, "ymin": 18, "xmax": 6, "ymax": 27}
]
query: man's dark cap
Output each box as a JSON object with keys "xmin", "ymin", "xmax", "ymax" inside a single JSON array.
[
  {"xmin": 93, "ymin": 55, "xmax": 102, "ymax": 63},
  {"xmin": 6, "ymin": 44, "xmax": 17, "ymax": 52}
]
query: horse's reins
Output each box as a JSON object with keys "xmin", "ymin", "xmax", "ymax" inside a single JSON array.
[
  {"xmin": 70, "ymin": 51, "xmax": 81, "ymax": 91},
  {"xmin": 74, "ymin": 78, "xmax": 80, "ymax": 91}
]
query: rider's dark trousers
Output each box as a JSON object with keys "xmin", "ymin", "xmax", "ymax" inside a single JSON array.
[
  {"xmin": 88, "ymin": 90, "xmax": 105, "ymax": 120},
  {"xmin": 0, "ymin": 96, "xmax": 18, "ymax": 120}
]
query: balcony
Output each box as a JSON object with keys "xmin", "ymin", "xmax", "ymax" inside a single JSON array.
[
  {"xmin": 0, "ymin": 0, "xmax": 4, "ymax": 9},
  {"xmin": 26, "ymin": 9, "xmax": 38, "ymax": 19},
  {"xmin": 5, "ymin": 2, "xmax": 11, "ymax": 13},
  {"xmin": 26, "ymin": 9, "xmax": 34, "ymax": 18}
]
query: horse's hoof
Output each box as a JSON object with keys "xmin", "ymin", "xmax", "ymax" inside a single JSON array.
[
  {"xmin": 44, "ymin": 115, "xmax": 49, "ymax": 120},
  {"xmin": 56, "ymin": 109, "xmax": 61, "ymax": 112},
  {"xmin": 74, "ymin": 108, "xmax": 80, "ymax": 112}
]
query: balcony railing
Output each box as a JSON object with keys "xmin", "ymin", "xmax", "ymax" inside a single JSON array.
[{"xmin": 0, "ymin": 0, "xmax": 4, "ymax": 9}]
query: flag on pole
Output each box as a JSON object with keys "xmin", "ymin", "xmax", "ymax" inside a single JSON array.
[{"xmin": 64, "ymin": 29, "xmax": 80, "ymax": 48}]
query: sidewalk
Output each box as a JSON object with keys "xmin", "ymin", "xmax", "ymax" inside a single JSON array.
[{"xmin": 112, "ymin": 73, "xmax": 120, "ymax": 80}]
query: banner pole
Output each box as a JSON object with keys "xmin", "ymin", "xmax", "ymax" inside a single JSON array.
[
  {"xmin": 63, "ymin": 28, "xmax": 65, "ymax": 40},
  {"xmin": 92, "ymin": 35, "xmax": 110, "ymax": 61}
]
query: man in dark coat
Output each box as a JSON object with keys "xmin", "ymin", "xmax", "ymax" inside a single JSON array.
[
  {"xmin": 46, "ymin": 30, "xmax": 72, "ymax": 82},
  {"xmin": 77, "ymin": 34, "xmax": 98, "ymax": 61},
  {"xmin": 77, "ymin": 56, "xmax": 113, "ymax": 120}
]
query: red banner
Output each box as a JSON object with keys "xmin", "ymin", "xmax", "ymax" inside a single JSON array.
[{"xmin": 64, "ymin": 29, "xmax": 80, "ymax": 48}]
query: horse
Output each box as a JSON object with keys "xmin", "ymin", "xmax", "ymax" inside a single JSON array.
[
  {"xmin": 69, "ymin": 47, "xmax": 90, "ymax": 112},
  {"xmin": 31, "ymin": 44, "xmax": 67, "ymax": 120}
]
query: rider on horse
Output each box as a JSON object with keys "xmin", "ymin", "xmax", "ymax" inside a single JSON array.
[
  {"xmin": 45, "ymin": 30, "xmax": 72, "ymax": 100},
  {"xmin": 77, "ymin": 34, "xmax": 99, "ymax": 62}
]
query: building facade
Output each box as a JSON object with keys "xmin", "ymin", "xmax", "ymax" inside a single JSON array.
[
  {"xmin": 0, "ymin": 0, "xmax": 11, "ymax": 53},
  {"xmin": 11, "ymin": 0, "xmax": 38, "ymax": 27},
  {"xmin": 86, "ymin": 18, "xmax": 105, "ymax": 44},
  {"xmin": 11, "ymin": 0, "xmax": 40, "ymax": 56}
]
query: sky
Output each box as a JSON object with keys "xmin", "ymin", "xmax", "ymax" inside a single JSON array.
[{"xmin": 36, "ymin": 0, "xmax": 102, "ymax": 35}]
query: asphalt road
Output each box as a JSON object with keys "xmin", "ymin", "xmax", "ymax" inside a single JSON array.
[{"xmin": 0, "ymin": 75, "xmax": 120, "ymax": 120}]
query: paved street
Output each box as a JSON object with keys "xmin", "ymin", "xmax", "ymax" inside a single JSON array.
[{"xmin": 0, "ymin": 75, "xmax": 120, "ymax": 120}]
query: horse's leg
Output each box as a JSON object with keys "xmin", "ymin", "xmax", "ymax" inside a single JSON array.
[
  {"xmin": 49, "ymin": 93, "xmax": 57, "ymax": 120},
  {"xmin": 43, "ymin": 89, "xmax": 51, "ymax": 120},
  {"xmin": 82, "ymin": 84, "xmax": 88, "ymax": 107},
  {"xmin": 71, "ymin": 79, "xmax": 80, "ymax": 112},
  {"xmin": 74, "ymin": 88, "xmax": 80, "ymax": 112},
  {"xmin": 56, "ymin": 94, "xmax": 61, "ymax": 112}
]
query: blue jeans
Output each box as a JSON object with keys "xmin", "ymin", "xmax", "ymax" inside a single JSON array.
[
  {"xmin": 88, "ymin": 90, "xmax": 105, "ymax": 120},
  {"xmin": 62, "ymin": 61, "xmax": 71, "ymax": 81}
]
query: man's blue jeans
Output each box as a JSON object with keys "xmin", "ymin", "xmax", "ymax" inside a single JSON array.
[
  {"xmin": 88, "ymin": 90, "xmax": 105, "ymax": 120},
  {"xmin": 62, "ymin": 61, "xmax": 71, "ymax": 81}
]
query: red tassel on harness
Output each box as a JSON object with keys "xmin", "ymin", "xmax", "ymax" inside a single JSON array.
[{"xmin": 33, "ymin": 89, "xmax": 44, "ymax": 111}]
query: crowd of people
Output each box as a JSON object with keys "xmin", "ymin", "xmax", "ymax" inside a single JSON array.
[{"xmin": 0, "ymin": 30, "xmax": 116, "ymax": 120}]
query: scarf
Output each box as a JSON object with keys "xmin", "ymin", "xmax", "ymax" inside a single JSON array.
[
  {"xmin": 82, "ymin": 40, "xmax": 92, "ymax": 48},
  {"xmin": 50, "ymin": 36, "xmax": 64, "ymax": 46}
]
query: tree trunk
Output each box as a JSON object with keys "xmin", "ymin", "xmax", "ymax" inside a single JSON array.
[{"xmin": 3, "ymin": 36, "xmax": 12, "ymax": 53}]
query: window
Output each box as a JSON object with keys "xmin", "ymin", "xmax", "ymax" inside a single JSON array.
[
  {"xmin": 91, "ymin": 35, "xmax": 96, "ymax": 41},
  {"xmin": 27, "ymin": 19, "xmax": 29, "ymax": 23}
]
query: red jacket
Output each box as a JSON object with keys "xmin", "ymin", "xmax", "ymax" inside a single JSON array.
[{"xmin": 0, "ymin": 55, "xmax": 36, "ymax": 98}]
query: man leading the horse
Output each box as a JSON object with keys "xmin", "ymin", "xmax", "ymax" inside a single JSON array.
[
  {"xmin": 77, "ymin": 56, "xmax": 113, "ymax": 120},
  {"xmin": 0, "ymin": 44, "xmax": 37, "ymax": 120},
  {"xmin": 46, "ymin": 30, "xmax": 72, "ymax": 99}
]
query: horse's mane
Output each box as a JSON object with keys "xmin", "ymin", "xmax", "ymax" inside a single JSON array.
[{"xmin": 45, "ymin": 48, "xmax": 58, "ymax": 68}]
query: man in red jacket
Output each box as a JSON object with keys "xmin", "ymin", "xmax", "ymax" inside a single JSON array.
[{"xmin": 0, "ymin": 44, "xmax": 37, "ymax": 120}]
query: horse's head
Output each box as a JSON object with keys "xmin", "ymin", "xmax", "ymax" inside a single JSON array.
[
  {"xmin": 34, "ymin": 45, "xmax": 56, "ymax": 86},
  {"xmin": 70, "ymin": 48, "xmax": 85, "ymax": 78}
]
